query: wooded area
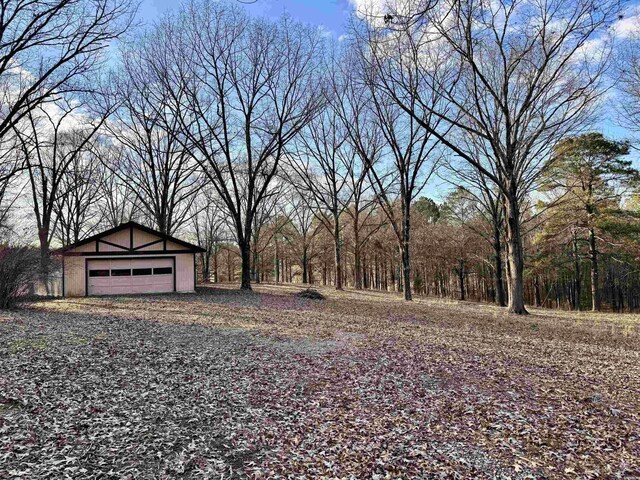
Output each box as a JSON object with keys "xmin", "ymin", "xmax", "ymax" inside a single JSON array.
[{"xmin": 1, "ymin": 0, "xmax": 640, "ymax": 313}]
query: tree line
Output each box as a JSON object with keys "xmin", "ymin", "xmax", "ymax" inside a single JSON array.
[{"xmin": 0, "ymin": 0, "xmax": 639, "ymax": 313}]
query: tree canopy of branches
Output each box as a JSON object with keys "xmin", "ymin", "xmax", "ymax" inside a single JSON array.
[
  {"xmin": 145, "ymin": 0, "xmax": 325, "ymax": 289},
  {"xmin": 357, "ymin": 0, "xmax": 620, "ymax": 313},
  {"xmin": 0, "ymin": 0, "xmax": 134, "ymax": 183}
]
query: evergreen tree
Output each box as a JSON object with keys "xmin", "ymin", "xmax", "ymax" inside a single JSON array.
[{"xmin": 543, "ymin": 133, "xmax": 637, "ymax": 311}]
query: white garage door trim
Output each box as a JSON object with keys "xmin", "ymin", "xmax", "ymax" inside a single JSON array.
[{"xmin": 86, "ymin": 256, "xmax": 176, "ymax": 296}]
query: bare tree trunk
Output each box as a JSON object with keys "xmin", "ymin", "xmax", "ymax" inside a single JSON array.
[
  {"xmin": 573, "ymin": 233, "xmax": 581, "ymax": 311},
  {"xmin": 201, "ymin": 252, "xmax": 209, "ymax": 283},
  {"xmin": 38, "ymin": 226, "xmax": 52, "ymax": 295},
  {"xmin": 353, "ymin": 211, "xmax": 363, "ymax": 289},
  {"xmin": 458, "ymin": 259, "xmax": 465, "ymax": 301},
  {"xmin": 38, "ymin": 228, "xmax": 50, "ymax": 275},
  {"xmin": 493, "ymin": 224, "xmax": 507, "ymax": 307},
  {"xmin": 302, "ymin": 248, "xmax": 309, "ymax": 284},
  {"xmin": 251, "ymin": 247, "xmax": 260, "ymax": 284},
  {"xmin": 213, "ymin": 245, "xmax": 218, "ymax": 283},
  {"xmin": 589, "ymin": 228, "xmax": 601, "ymax": 311},
  {"xmin": 534, "ymin": 275, "xmax": 542, "ymax": 307},
  {"xmin": 354, "ymin": 240, "xmax": 362, "ymax": 290},
  {"xmin": 334, "ymin": 213, "xmax": 343, "ymax": 290},
  {"xmin": 504, "ymin": 195, "xmax": 527, "ymax": 314},
  {"xmin": 240, "ymin": 240, "xmax": 251, "ymax": 290},
  {"xmin": 274, "ymin": 238, "xmax": 279, "ymax": 284},
  {"xmin": 397, "ymin": 200, "xmax": 412, "ymax": 301}
]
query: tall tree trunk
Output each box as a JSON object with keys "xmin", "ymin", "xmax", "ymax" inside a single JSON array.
[
  {"xmin": 458, "ymin": 259, "xmax": 465, "ymax": 300},
  {"xmin": 573, "ymin": 233, "xmax": 581, "ymax": 311},
  {"xmin": 38, "ymin": 227, "xmax": 50, "ymax": 274},
  {"xmin": 239, "ymin": 239, "xmax": 252, "ymax": 290},
  {"xmin": 274, "ymin": 238, "xmax": 279, "ymax": 284},
  {"xmin": 354, "ymin": 243, "xmax": 362, "ymax": 290},
  {"xmin": 201, "ymin": 252, "xmax": 209, "ymax": 283},
  {"xmin": 533, "ymin": 275, "xmax": 542, "ymax": 307},
  {"xmin": 213, "ymin": 246, "xmax": 218, "ymax": 283},
  {"xmin": 503, "ymin": 194, "xmax": 527, "ymax": 314},
  {"xmin": 38, "ymin": 225, "xmax": 52, "ymax": 295},
  {"xmin": 302, "ymin": 247, "xmax": 309, "ymax": 284},
  {"xmin": 334, "ymin": 213, "xmax": 343, "ymax": 290},
  {"xmin": 589, "ymin": 228, "xmax": 601, "ymax": 311},
  {"xmin": 401, "ymin": 206, "xmax": 412, "ymax": 301},
  {"xmin": 354, "ymin": 219, "xmax": 362, "ymax": 289},
  {"xmin": 251, "ymin": 247, "xmax": 260, "ymax": 284},
  {"xmin": 493, "ymin": 224, "xmax": 507, "ymax": 307}
]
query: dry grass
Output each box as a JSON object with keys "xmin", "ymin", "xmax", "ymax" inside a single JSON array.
[{"xmin": 2, "ymin": 284, "xmax": 639, "ymax": 478}]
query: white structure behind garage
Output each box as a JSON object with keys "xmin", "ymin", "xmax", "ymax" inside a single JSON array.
[{"xmin": 56, "ymin": 222, "xmax": 205, "ymax": 297}]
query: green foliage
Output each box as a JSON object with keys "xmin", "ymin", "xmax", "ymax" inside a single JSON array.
[
  {"xmin": 549, "ymin": 133, "xmax": 632, "ymax": 177},
  {"xmin": 439, "ymin": 188, "xmax": 478, "ymax": 225},
  {"xmin": 414, "ymin": 196, "xmax": 440, "ymax": 223},
  {"xmin": 541, "ymin": 132, "xmax": 639, "ymax": 240}
]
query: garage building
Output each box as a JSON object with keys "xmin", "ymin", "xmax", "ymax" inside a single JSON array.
[{"xmin": 56, "ymin": 221, "xmax": 205, "ymax": 297}]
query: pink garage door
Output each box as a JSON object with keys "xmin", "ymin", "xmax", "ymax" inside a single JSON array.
[{"xmin": 87, "ymin": 258, "xmax": 174, "ymax": 295}]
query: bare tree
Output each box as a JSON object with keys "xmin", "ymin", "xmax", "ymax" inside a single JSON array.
[
  {"xmin": 343, "ymin": 37, "xmax": 443, "ymax": 300},
  {"xmin": 250, "ymin": 184, "xmax": 285, "ymax": 283},
  {"xmin": 359, "ymin": 0, "xmax": 618, "ymax": 312},
  {"xmin": 0, "ymin": 0, "xmax": 134, "ymax": 183},
  {"xmin": 53, "ymin": 146, "xmax": 105, "ymax": 245},
  {"xmin": 191, "ymin": 189, "xmax": 226, "ymax": 283},
  {"xmin": 331, "ymin": 49, "xmax": 386, "ymax": 290},
  {"xmin": 16, "ymin": 98, "xmax": 109, "ymax": 272},
  {"xmin": 150, "ymin": 1, "xmax": 324, "ymax": 290},
  {"xmin": 104, "ymin": 40, "xmax": 201, "ymax": 235},
  {"xmin": 442, "ymin": 134, "xmax": 509, "ymax": 307},
  {"xmin": 0, "ymin": 135, "xmax": 25, "ymax": 234},
  {"xmin": 281, "ymin": 193, "xmax": 323, "ymax": 284},
  {"xmin": 367, "ymin": 97, "xmax": 442, "ymax": 301},
  {"xmin": 344, "ymin": 172, "xmax": 381, "ymax": 290},
  {"xmin": 617, "ymin": 27, "xmax": 640, "ymax": 138},
  {"xmin": 96, "ymin": 144, "xmax": 141, "ymax": 229},
  {"xmin": 286, "ymin": 104, "xmax": 354, "ymax": 290}
]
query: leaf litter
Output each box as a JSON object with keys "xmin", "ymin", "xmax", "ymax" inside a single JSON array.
[{"xmin": 0, "ymin": 284, "xmax": 638, "ymax": 478}]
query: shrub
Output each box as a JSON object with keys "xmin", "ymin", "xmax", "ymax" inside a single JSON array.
[
  {"xmin": 296, "ymin": 288, "xmax": 326, "ymax": 300},
  {"xmin": 0, "ymin": 246, "xmax": 40, "ymax": 308}
]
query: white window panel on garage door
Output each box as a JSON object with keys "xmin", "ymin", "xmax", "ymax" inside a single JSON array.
[{"xmin": 87, "ymin": 258, "xmax": 174, "ymax": 295}]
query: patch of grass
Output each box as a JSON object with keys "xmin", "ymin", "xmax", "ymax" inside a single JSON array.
[
  {"xmin": 0, "ymin": 398, "xmax": 22, "ymax": 415},
  {"xmin": 9, "ymin": 337, "xmax": 48, "ymax": 353},
  {"xmin": 65, "ymin": 333, "xmax": 91, "ymax": 345}
]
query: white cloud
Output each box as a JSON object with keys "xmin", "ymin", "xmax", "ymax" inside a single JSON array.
[
  {"xmin": 349, "ymin": 0, "xmax": 387, "ymax": 19},
  {"xmin": 614, "ymin": 6, "xmax": 640, "ymax": 39},
  {"xmin": 317, "ymin": 25, "xmax": 334, "ymax": 38},
  {"xmin": 349, "ymin": 0, "xmax": 419, "ymax": 27}
]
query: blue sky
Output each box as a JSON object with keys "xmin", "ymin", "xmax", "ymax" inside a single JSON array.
[{"xmin": 139, "ymin": 0, "xmax": 354, "ymax": 37}]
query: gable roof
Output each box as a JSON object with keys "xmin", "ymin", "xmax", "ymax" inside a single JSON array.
[{"xmin": 54, "ymin": 221, "xmax": 206, "ymax": 255}]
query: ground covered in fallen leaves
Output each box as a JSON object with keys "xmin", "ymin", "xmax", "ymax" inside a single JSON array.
[{"xmin": 1, "ymin": 284, "xmax": 639, "ymax": 479}]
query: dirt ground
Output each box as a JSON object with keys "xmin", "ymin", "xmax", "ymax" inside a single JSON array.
[{"xmin": 1, "ymin": 284, "xmax": 639, "ymax": 478}]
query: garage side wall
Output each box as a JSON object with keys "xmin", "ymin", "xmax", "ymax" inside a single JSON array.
[
  {"xmin": 176, "ymin": 253, "xmax": 195, "ymax": 292},
  {"xmin": 64, "ymin": 257, "xmax": 86, "ymax": 297}
]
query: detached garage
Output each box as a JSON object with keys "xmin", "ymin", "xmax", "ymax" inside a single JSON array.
[{"xmin": 56, "ymin": 221, "xmax": 205, "ymax": 297}]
